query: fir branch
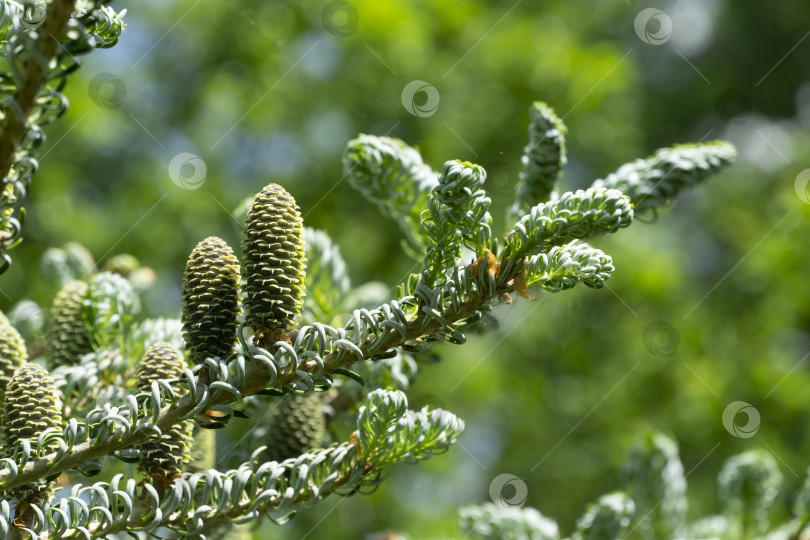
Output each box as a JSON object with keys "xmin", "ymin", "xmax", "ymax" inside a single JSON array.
[
  {"xmin": 0, "ymin": 254, "xmax": 501, "ymax": 491},
  {"xmin": 621, "ymin": 432, "xmax": 687, "ymax": 540},
  {"xmin": 421, "ymin": 160, "xmax": 492, "ymax": 285},
  {"xmin": 0, "ymin": 0, "xmax": 76, "ymax": 179},
  {"xmin": 511, "ymin": 101, "xmax": 567, "ymax": 215},
  {"xmin": 0, "ymin": 390, "xmax": 463, "ymax": 537},
  {"xmin": 343, "ymin": 134, "xmax": 438, "ymax": 255},
  {"xmin": 591, "ymin": 141, "xmax": 736, "ymax": 214},
  {"xmin": 0, "ymin": 0, "xmax": 125, "ymax": 271},
  {"xmin": 0, "ymin": 168, "xmax": 720, "ymax": 501},
  {"xmin": 303, "ymin": 227, "xmax": 351, "ymax": 323},
  {"xmin": 718, "ymin": 449, "xmax": 783, "ymax": 538},
  {"xmin": 525, "ymin": 242, "xmax": 614, "ymax": 292},
  {"xmin": 0, "ymin": 82, "xmax": 740, "ymax": 537},
  {"xmin": 499, "ymin": 187, "xmax": 633, "ymax": 284},
  {"xmin": 459, "ymin": 503, "xmax": 561, "ymax": 540},
  {"xmin": 572, "ymin": 492, "xmax": 635, "ymax": 540}
]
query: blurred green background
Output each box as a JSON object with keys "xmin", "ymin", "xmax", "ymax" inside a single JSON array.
[{"xmin": 4, "ymin": 0, "xmax": 810, "ymax": 537}]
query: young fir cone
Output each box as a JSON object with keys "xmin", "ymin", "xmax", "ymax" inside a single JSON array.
[
  {"xmin": 264, "ymin": 393, "xmax": 325, "ymax": 462},
  {"xmin": 47, "ymin": 279, "xmax": 92, "ymax": 368},
  {"xmin": 0, "ymin": 311, "xmax": 27, "ymax": 403},
  {"xmin": 242, "ymin": 184, "xmax": 306, "ymax": 347},
  {"xmin": 136, "ymin": 342, "xmax": 194, "ymax": 492},
  {"xmin": 181, "ymin": 236, "xmax": 241, "ymax": 365},
  {"xmin": 2, "ymin": 363, "xmax": 63, "ymax": 512}
]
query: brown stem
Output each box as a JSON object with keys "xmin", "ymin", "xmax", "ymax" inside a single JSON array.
[
  {"xmin": 0, "ymin": 258, "xmax": 511, "ymax": 491},
  {"xmin": 10, "ymin": 502, "xmax": 34, "ymax": 540},
  {"xmin": 0, "ymin": 0, "xmax": 76, "ymax": 180}
]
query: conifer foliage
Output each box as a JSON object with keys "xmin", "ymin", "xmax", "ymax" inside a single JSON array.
[
  {"xmin": 0, "ymin": 94, "xmax": 740, "ymax": 536},
  {"xmin": 0, "ymin": 5, "xmax": 754, "ymax": 536}
]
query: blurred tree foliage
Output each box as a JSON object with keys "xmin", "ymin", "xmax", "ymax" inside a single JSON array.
[{"xmin": 3, "ymin": 0, "xmax": 810, "ymax": 537}]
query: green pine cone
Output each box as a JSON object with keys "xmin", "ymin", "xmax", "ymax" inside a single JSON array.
[
  {"xmin": 0, "ymin": 311, "xmax": 27, "ymax": 403},
  {"xmin": 182, "ymin": 236, "xmax": 241, "ymax": 365},
  {"xmin": 136, "ymin": 342, "xmax": 194, "ymax": 489},
  {"xmin": 2, "ymin": 363, "xmax": 63, "ymax": 508},
  {"xmin": 47, "ymin": 280, "xmax": 92, "ymax": 368},
  {"xmin": 242, "ymin": 184, "xmax": 306, "ymax": 346},
  {"xmin": 264, "ymin": 393, "xmax": 325, "ymax": 462}
]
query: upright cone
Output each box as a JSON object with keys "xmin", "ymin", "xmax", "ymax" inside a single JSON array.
[
  {"xmin": 2, "ymin": 363, "xmax": 63, "ymax": 511},
  {"xmin": 242, "ymin": 184, "xmax": 306, "ymax": 346},
  {"xmin": 0, "ymin": 311, "xmax": 27, "ymax": 403},
  {"xmin": 136, "ymin": 342, "xmax": 193, "ymax": 491},
  {"xmin": 47, "ymin": 280, "xmax": 92, "ymax": 368},
  {"xmin": 181, "ymin": 236, "xmax": 241, "ymax": 365},
  {"xmin": 264, "ymin": 393, "xmax": 325, "ymax": 462}
]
